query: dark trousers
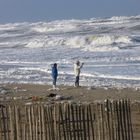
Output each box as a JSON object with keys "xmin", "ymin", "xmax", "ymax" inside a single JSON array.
[
  {"xmin": 53, "ymin": 77, "xmax": 57, "ymax": 86},
  {"xmin": 75, "ymin": 76, "xmax": 79, "ymax": 87}
]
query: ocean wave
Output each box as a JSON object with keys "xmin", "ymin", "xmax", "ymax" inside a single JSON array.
[
  {"xmin": 31, "ymin": 20, "xmax": 78, "ymax": 33},
  {"xmin": 0, "ymin": 15, "xmax": 139, "ymax": 51},
  {"xmin": 24, "ymin": 34, "xmax": 132, "ymax": 51}
]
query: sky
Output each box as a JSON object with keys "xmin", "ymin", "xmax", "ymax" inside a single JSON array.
[{"xmin": 0, "ymin": 0, "xmax": 140, "ymax": 23}]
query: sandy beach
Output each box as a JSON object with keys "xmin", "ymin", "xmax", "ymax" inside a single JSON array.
[
  {"xmin": 0, "ymin": 83, "xmax": 140, "ymax": 139},
  {"xmin": 1, "ymin": 83, "xmax": 140, "ymax": 102}
]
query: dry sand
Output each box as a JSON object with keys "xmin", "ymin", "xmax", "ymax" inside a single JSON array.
[
  {"xmin": 1, "ymin": 83, "xmax": 140, "ymax": 102},
  {"xmin": 0, "ymin": 83, "xmax": 140, "ymax": 139}
]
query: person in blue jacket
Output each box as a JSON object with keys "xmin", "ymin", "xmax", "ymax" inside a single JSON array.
[{"xmin": 51, "ymin": 63, "xmax": 58, "ymax": 89}]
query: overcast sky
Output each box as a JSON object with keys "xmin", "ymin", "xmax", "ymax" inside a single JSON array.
[{"xmin": 0, "ymin": 0, "xmax": 140, "ymax": 23}]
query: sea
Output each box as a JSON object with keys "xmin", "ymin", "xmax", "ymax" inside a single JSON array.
[{"xmin": 0, "ymin": 15, "xmax": 140, "ymax": 89}]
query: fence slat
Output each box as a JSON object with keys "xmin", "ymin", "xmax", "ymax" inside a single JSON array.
[
  {"xmin": 28, "ymin": 106, "xmax": 33, "ymax": 140},
  {"xmin": 89, "ymin": 104, "xmax": 95, "ymax": 140},
  {"xmin": 9, "ymin": 106, "xmax": 14, "ymax": 140},
  {"xmin": 60, "ymin": 104, "xmax": 67, "ymax": 140},
  {"xmin": 128, "ymin": 99, "xmax": 133, "ymax": 140},
  {"xmin": 65, "ymin": 104, "xmax": 70, "ymax": 140},
  {"xmin": 15, "ymin": 106, "xmax": 21, "ymax": 140}
]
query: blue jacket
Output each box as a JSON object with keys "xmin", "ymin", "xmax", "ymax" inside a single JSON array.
[{"xmin": 52, "ymin": 65, "xmax": 58, "ymax": 78}]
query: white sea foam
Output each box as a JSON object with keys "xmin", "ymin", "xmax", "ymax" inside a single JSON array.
[
  {"xmin": 23, "ymin": 34, "xmax": 132, "ymax": 51},
  {"xmin": 81, "ymin": 72, "xmax": 140, "ymax": 81},
  {"xmin": 31, "ymin": 20, "xmax": 77, "ymax": 33},
  {"xmin": 25, "ymin": 41, "xmax": 45, "ymax": 48}
]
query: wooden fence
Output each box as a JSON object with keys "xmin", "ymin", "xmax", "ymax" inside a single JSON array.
[{"xmin": 0, "ymin": 99, "xmax": 133, "ymax": 140}]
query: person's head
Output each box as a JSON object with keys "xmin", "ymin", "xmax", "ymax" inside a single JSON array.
[
  {"xmin": 76, "ymin": 60, "xmax": 80, "ymax": 65},
  {"xmin": 54, "ymin": 63, "xmax": 57, "ymax": 67}
]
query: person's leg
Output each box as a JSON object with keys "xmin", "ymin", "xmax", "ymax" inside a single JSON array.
[
  {"xmin": 53, "ymin": 77, "xmax": 57, "ymax": 89},
  {"xmin": 75, "ymin": 76, "xmax": 79, "ymax": 87},
  {"xmin": 77, "ymin": 76, "xmax": 79, "ymax": 87}
]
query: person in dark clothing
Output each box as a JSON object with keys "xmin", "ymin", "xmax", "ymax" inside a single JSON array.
[{"xmin": 51, "ymin": 63, "xmax": 58, "ymax": 89}]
